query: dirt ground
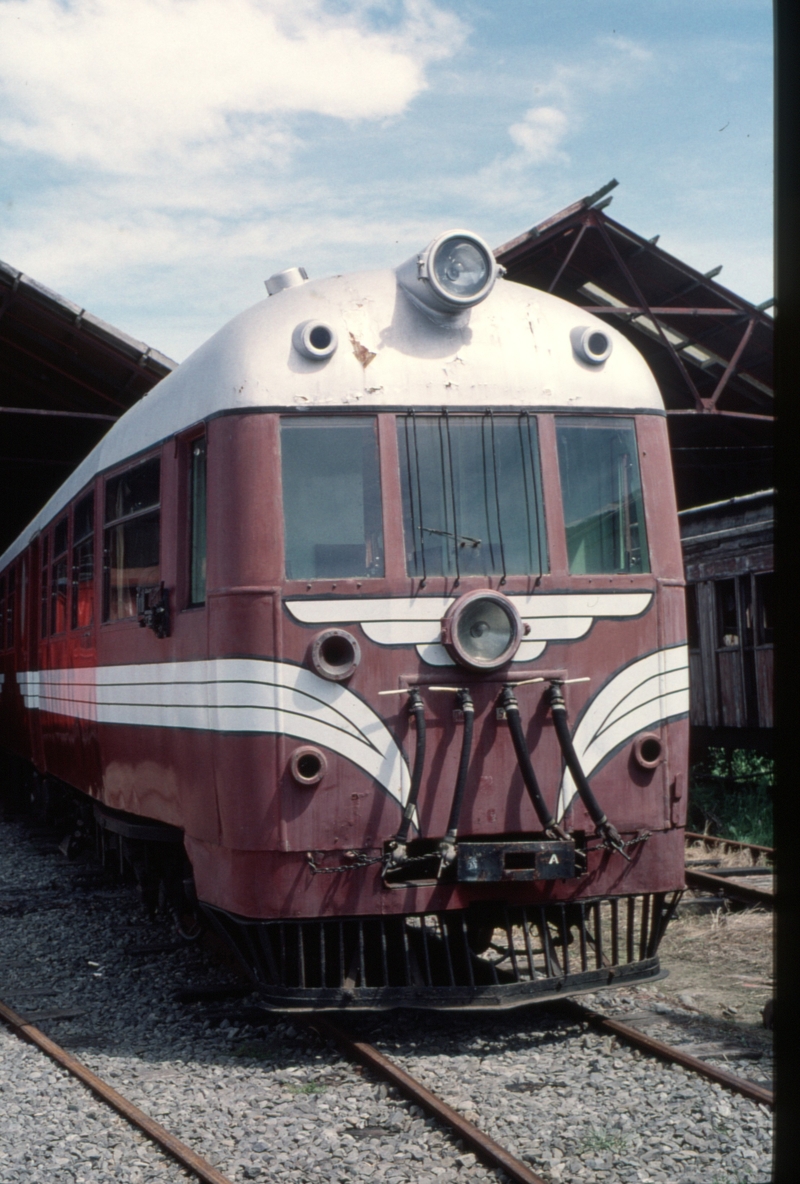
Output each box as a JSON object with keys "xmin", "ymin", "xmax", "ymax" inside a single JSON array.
[{"xmin": 655, "ymin": 840, "xmax": 774, "ymax": 1030}]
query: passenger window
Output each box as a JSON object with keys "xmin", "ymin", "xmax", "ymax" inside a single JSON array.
[
  {"xmin": 104, "ymin": 457, "xmax": 160, "ymax": 622},
  {"xmin": 72, "ymin": 490, "xmax": 95, "ymax": 629},
  {"xmin": 556, "ymin": 417, "xmax": 650, "ymax": 575},
  {"xmin": 40, "ymin": 536, "xmax": 49, "ymax": 639},
  {"xmin": 0, "ymin": 577, "xmax": 5, "ymax": 650},
  {"xmin": 189, "ymin": 437, "xmax": 207, "ymax": 606},
  {"xmin": 51, "ymin": 517, "xmax": 69, "ymax": 634},
  {"xmin": 281, "ymin": 417, "xmax": 384, "ymax": 580},
  {"xmin": 397, "ymin": 413, "xmax": 547, "ymax": 579},
  {"xmin": 6, "ymin": 567, "xmax": 15, "ymax": 649}
]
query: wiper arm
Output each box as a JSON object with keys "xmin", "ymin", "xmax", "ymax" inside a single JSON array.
[{"xmin": 422, "ymin": 526, "xmax": 481, "ymax": 548}]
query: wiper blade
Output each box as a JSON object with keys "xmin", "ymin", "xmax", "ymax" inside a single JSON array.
[{"xmin": 422, "ymin": 526, "xmax": 481, "ymax": 548}]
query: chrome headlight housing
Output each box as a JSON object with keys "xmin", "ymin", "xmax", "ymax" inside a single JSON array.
[
  {"xmin": 441, "ymin": 590, "xmax": 524, "ymax": 671},
  {"xmin": 396, "ymin": 229, "xmax": 500, "ymax": 322}
]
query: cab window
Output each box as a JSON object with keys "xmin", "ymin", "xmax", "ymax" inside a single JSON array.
[
  {"xmin": 397, "ymin": 413, "xmax": 547, "ymax": 579},
  {"xmin": 189, "ymin": 437, "xmax": 207, "ymax": 606},
  {"xmin": 281, "ymin": 417, "xmax": 384, "ymax": 580},
  {"xmin": 556, "ymin": 417, "xmax": 650, "ymax": 575},
  {"xmin": 104, "ymin": 457, "xmax": 160, "ymax": 621}
]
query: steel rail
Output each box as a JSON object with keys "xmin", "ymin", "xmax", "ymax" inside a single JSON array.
[
  {"xmin": 685, "ymin": 832, "xmax": 774, "ymax": 862},
  {"xmin": 0, "ymin": 998, "xmax": 235, "ymax": 1184},
  {"xmin": 684, "ymin": 868, "xmax": 774, "ymax": 908},
  {"xmin": 566, "ymin": 1002, "xmax": 774, "ymax": 1109},
  {"xmin": 308, "ymin": 1014, "xmax": 549, "ymax": 1184}
]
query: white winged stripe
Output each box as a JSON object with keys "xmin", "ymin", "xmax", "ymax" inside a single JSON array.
[
  {"xmin": 286, "ymin": 598, "xmax": 453, "ymax": 624},
  {"xmin": 555, "ymin": 645, "xmax": 689, "ymax": 820},
  {"xmin": 513, "ymin": 592, "xmax": 652, "ymax": 618},
  {"xmin": 285, "ymin": 592, "xmax": 653, "ymax": 665},
  {"xmin": 16, "ymin": 661, "xmax": 411, "ymax": 811},
  {"xmin": 363, "ymin": 620, "xmax": 441, "ymax": 645}
]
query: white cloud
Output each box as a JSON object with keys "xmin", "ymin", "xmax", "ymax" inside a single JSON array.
[
  {"xmin": 508, "ymin": 106, "xmax": 569, "ymax": 164},
  {"xmin": 0, "ymin": 0, "xmax": 463, "ymax": 173}
]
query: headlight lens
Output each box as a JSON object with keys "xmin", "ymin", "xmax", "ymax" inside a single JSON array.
[
  {"xmin": 444, "ymin": 591, "xmax": 524, "ymax": 670},
  {"xmin": 432, "ymin": 238, "xmax": 491, "ymax": 299}
]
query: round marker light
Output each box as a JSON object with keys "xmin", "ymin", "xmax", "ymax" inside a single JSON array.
[{"xmin": 442, "ymin": 590, "xmax": 524, "ymax": 671}]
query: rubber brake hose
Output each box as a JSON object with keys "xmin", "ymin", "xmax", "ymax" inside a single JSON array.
[
  {"xmin": 388, "ymin": 688, "xmax": 427, "ymax": 856},
  {"xmin": 438, "ymin": 690, "xmax": 475, "ymax": 867},
  {"xmin": 548, "ymin": 681, "xmax": 627, "ymax": 855},
  {"xmin": 501, "ymin": 685, "xmax": 569, "ymax": 841}
]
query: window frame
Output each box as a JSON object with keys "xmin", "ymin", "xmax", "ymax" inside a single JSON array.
[
  {"xmin": 102, "ymin": 452, "xmax": 162, "ymax": 625},
  {"xmin": 396, "ymin": 411, "xmax": 549, "ymax": 582},
  {"xmin": 71, "ymin": 487, "xmax": 96, "ymax": 631},
  {"xmin": 187, "ymin": 431, "xmax": 208, "ymax": 608},
  {"xmin": 279, "ymin": 413, "xmax": 386, "ymax": 583},
  {"xmin": 554, "ymin": 413, "xmax": 651, "ymax": 577}
]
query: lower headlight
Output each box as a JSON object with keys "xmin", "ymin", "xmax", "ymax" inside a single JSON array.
[{"xmin": 442, "ymin": 590, "xmax": 524, "ymax": 671}]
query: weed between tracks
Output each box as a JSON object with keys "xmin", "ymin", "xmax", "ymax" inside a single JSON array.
[{"xmin": 576, "ymin": 1129, "xmax": 629, "ymax": 1154}]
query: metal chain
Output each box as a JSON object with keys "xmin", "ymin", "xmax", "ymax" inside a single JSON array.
[
  {"xmin": 586, "ymin": 830, "xmax": 652, "ymax": 855},
  {"xmin": 306, "ymin": 849, "xmax": 446, "ymax": 875},
  {"xmin": 306, "ymin": 851, "xmax": 383, "ymax": 875}
]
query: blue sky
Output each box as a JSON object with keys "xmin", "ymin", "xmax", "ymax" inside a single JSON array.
[{"xmin": 0, "ymin": 0, "xmax": 773, "ymax": 362}]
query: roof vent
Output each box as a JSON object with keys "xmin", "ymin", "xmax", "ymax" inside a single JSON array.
[{"xmin": 265, "ymin": 267, "xmax": 309, "ymax": 296}]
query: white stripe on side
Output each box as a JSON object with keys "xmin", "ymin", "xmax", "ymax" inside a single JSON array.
[{"xmin": 16, "ymin": 661, "xmax": 411, "ymax": 811}]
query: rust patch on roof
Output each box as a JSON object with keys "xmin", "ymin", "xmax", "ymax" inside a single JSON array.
[{"xmin": 349, "ymin": 332, "xmax": 376, "ymax": 368}]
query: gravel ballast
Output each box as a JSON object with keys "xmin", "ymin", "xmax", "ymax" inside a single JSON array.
[{"xmin": 0, "ymin": 814, "xmax": 773, "ymax": 1183}]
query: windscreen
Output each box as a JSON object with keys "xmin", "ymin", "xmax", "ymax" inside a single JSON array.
[
  {"xmin": 281, "ymin": 416, "xmax": 384, "ymax": 580},
  {"xmin": 397, "ymin": 413, "xmax": 547, "ymax": 579},
  {"xmin": 556, "ymin": 416, "xmax": 650, "ymax": 575}
]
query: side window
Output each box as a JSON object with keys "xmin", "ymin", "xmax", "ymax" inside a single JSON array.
[
  {"xmin": 189, "ymin": 436, "xmax": 207, "ymax": 606},
  {"xmin": 0, "ymin": 577, "xmax": 5, "ymax": 650},
  {"xmin": 51, "ymin": 517, "xmax": 69, "ymax": 634},
  {"xmin": 555, "ymin": 416, "xmax": 650, "ymax": 575},
  {"xmin": 281, "ymin": 417, "xmax": 384, "ymax": 580},
  {"xmin": 104, "ymin": 457, "xmax": 160, "ymax": 622},
  {"xmin": 6, "ymin": 566, "xmax": 16, "ymax": 649},
  {"xmin": 40, "ymin": 535, "xmax": 49, "ymax": 640},
  {"xmin": 397, "ymin": 414, "xmax": 547, "ymax": 579},
  {"xmin": 72, "ymin": 490, "xmax": 95, "ymax": 629}
]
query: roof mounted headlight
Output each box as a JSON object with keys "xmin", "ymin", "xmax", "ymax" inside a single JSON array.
[
  {"xmin": 397, "ymin": 229, "xmax": 501, "ymax": 323},
  {"xmin": 441, "ymin": 589, "xmax": 525, "ymax": 671}
]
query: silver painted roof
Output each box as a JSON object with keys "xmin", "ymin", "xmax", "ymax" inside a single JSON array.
[{"xmin": 1, "ymin": 269, "xmax": 662, "ymax": 570}]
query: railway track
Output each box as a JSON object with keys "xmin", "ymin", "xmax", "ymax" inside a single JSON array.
[
  {"xmin": 1, "ymin": 986, "xmax": 773, "ymax": 1184},
  {"xmin": 0, "ymin": 813, "xmax": 774, "ymax": 1183},
  {"xmin": 684, "ymin": 832, "xmax": 774, "ymax": 909}
]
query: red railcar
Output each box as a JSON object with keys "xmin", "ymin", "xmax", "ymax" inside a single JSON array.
[{"xmin": 0, "ymin": 231, "xmax": 689, "ymax": 1008}]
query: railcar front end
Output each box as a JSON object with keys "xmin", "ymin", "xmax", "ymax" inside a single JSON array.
[{"xmin": 0, "ymin": 230, "xmax": 689, "ymax": 1009}]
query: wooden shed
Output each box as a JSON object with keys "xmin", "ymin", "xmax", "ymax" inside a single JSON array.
[{"xmin": 680, "ymin": 490, "xmax": 773, "ymax": 752}]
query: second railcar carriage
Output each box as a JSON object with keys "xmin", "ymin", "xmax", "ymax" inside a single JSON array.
[{"xmin": 0, "ymin": 230, "xmax": 689, "ymax": 1008}]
